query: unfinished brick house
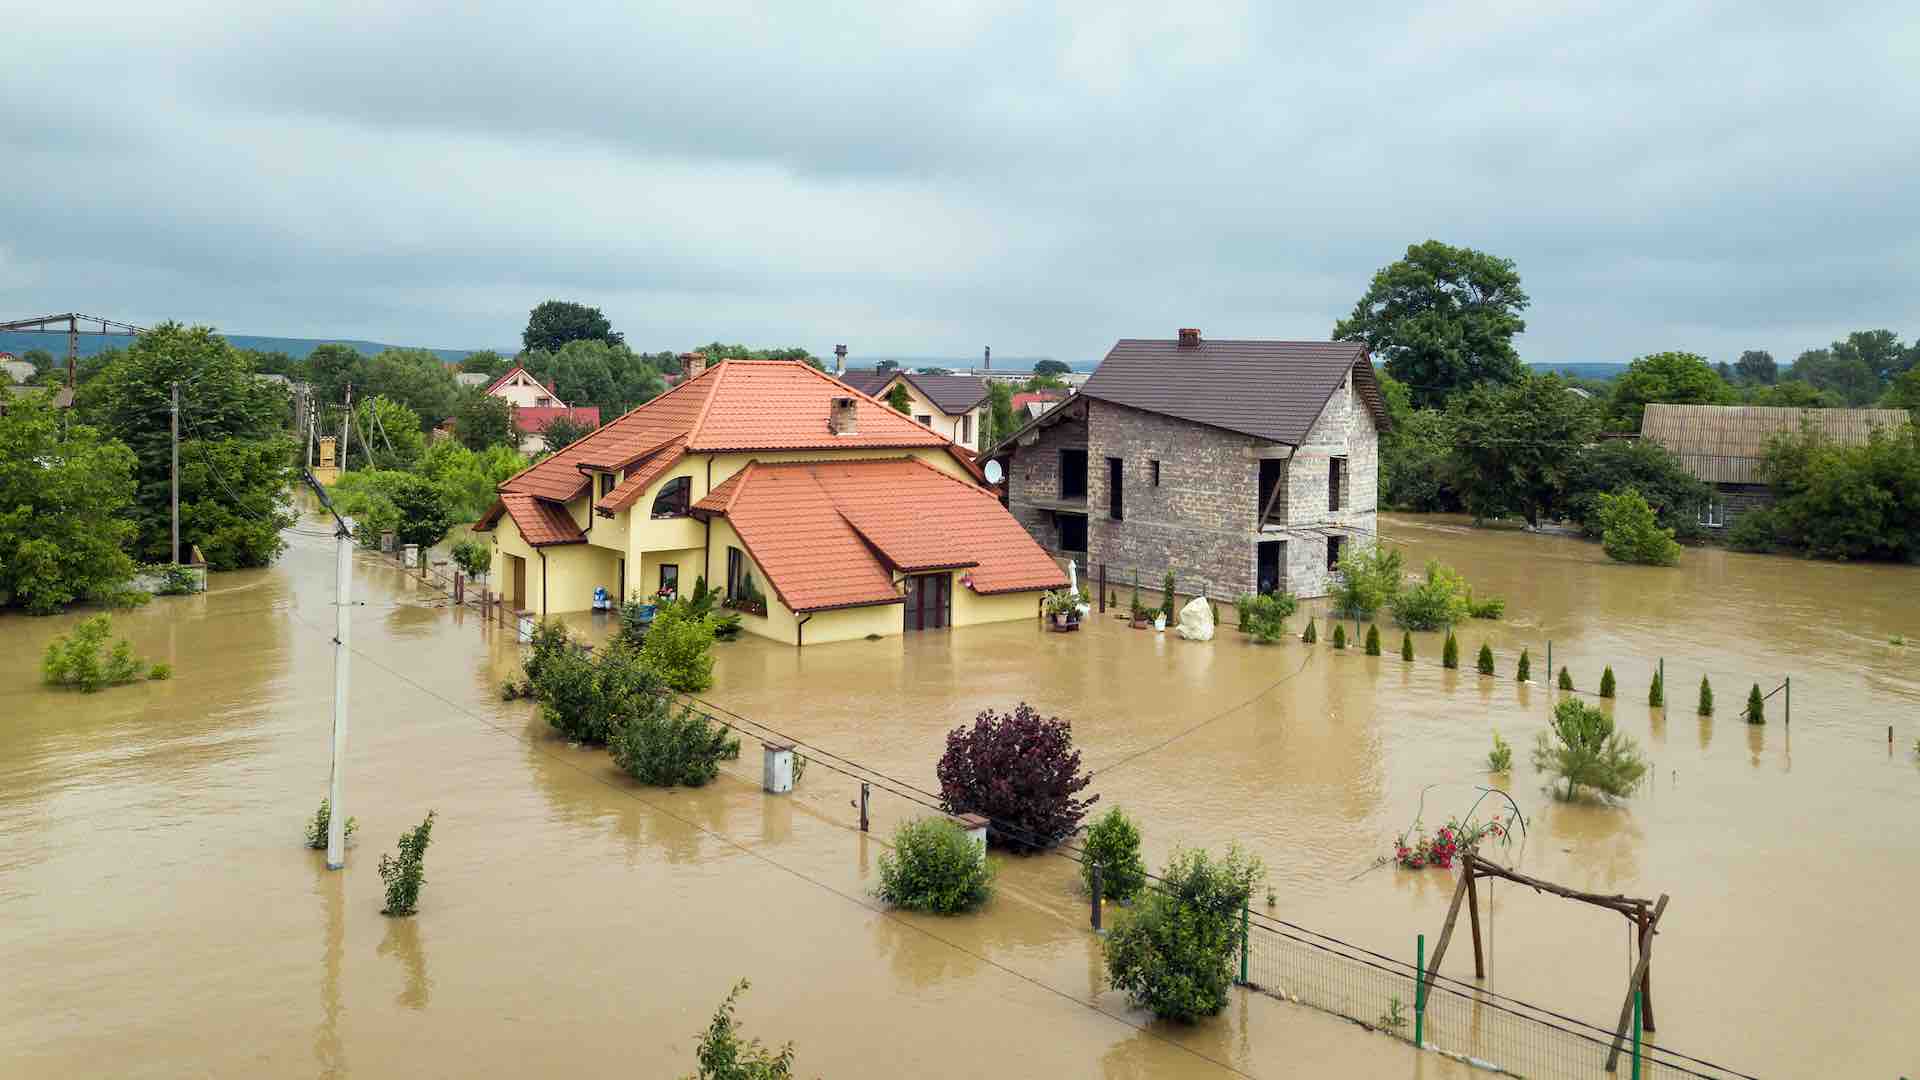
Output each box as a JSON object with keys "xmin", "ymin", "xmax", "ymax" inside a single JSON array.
[{"xmin": 987, "ymin": 330, "xmax": 1387, "ymax": 600}]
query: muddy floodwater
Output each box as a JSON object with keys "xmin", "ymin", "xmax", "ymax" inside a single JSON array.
[{"xmin": 2, "ymin": 512, "xmax": 1916, "ymax": 1077}]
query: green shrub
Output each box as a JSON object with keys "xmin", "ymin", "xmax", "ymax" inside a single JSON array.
[
  {"xmin": 1516, "ymin": 648, "xmax": 1531, "ymax": 682},
  {"xmin": 1400, "ymin": 631, "xmax": 1414, "ymax": 661},
  {"xmin": 1598, "ymin": 666, "xmax": 1616, "ymax": 698},
  {"xmin": 1364, "ymin": 624, "xmax": 1382, "ymax": 655},
  {"xmin": 41, "ymin": 614, "xmax": 148, "ymax": 691},
  {"xmin": 303, "ymin": 799, "xmax": 357, "ymax": 850},
  {"xmin": 1488, "ymin": 731, "xmax": 1513, "ymax": 773},
  {"xmin": 450, "ymin": 539, "xmax": 490, "ymax": 579},
  {"xmin": 710, "ymin": 610, "xmax": 744, "ymax": 642},
  {"xmin": 609, "ymin": 699, "xmax": 739, "ymax": 787},
  {"xmin": 1743, "ymin": 683, "xmax": 1765, "ymax": 725},
  {"xmin": 1649, "ymin": 668, "xmax": 1664, "ymax": 707},
  {"xmin": 1082, "ymin": 807, "xmax": 1147, "ymax": 902},
  {"xmin": 1330, "ymin": 544, "xmax": 1405, "ymax": 619},
  {"xmin": 1104, "ymin": 845, "xmax": 1263, "ymax": 1022},
  {"xmin": 148, "ymin": 663, "xmax": 173, "ymax": 681},
  {"xmin": 1441, "ymin": 629, "xmax": 1459, "ymax": 669},
  {"xmin": 1302, "ymin": 618, "xmax": 1317, "ymax": 644},
  {"xmin": 1533, "ymin": 699, "xmax": 1648, "ymax": 800},
  {"xmin": 1476, "ymin": 642, "xmax": 1494, "ymax": 675},
  {"xmin": 1331, "ymin": 623, "xmax": 1347, "ymax": 649},
  {"xmin": 1558, "ymin": 666, "xmax": 1574, "ymax": 691},
  {"xmin": 378, "ymin": 810, "xmax": 436, "ymax": 916},
  {"xmin": 687, "ymin": 979, "xmax": 799, "ymax": 1079},
  {"xmin": 876, "ymin": 818, "xmax": 994, "ymax": 914},
  {"xmin": 1598, "ymin": 488, "xmax": 1682, "ymax": 565},
  {"xmin": 1159, "ymin": 572, "xmax": 1176, "ymax": 623},
  {"xmin": 1238, "ymin": 592, "xmax": 1296, "ymax": 643},
  {"xmin": 1726, "ymin": 508, "xmax": 1778, "ymax": 553},
  {"xmin": 1390, "ymin": 559, "xmax": 1473, "ymax": 629},
  {"xmin": 1698, "ymin": 675, "xmax": 1714, "ymax": 716},
  {"xmin": 151, "ymin": 563, "xmax": 199, "ymax": 595},
  {"xmin": 1466, "ymin": 590, "xmax": 1506, "ymax": 619},
  {"xmin": 641, "ymin": 599, "xmax": 717, "ymax": 693}
]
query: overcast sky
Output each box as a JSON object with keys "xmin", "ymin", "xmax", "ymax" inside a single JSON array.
[{"xmin": 4, "ymin": 2, "xmax": 1916, "ymax": 365}]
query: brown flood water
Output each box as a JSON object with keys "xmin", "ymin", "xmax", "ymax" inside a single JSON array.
[{"xmin": 3, "ymin": 511, "xmax": 1915, "ymax": 1077}]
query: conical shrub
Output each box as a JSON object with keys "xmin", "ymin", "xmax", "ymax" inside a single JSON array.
[
  {"xmin": 1400, "ymin": 631, "xmax": 1414, "ymax": 662},
  {"xmin": 1599, "ymin": 666, "xmax": 1616, "ymax": 698},
  {"xmin": 1302, "ymin": 618, "xmax": 1317, "ymax": 644},
  {"xmin": 1698, "ymin": 675, "xmax": 1713, "ymax": 716},
  {"xmin": 1441, "ymin": 630, "xmax": 1459, "ymax": 670},
  {"xmin": 1365, "ymin": 624, "xmax": 1382, "ymax": 656},
  {"xmin": 1476, "ymin": 642, "xmax": 1494, "ymax": 675},
  {"xmin": 1331, "ymin": 624, "xmax": 1347, "ymax": 649},
  {"xmin": 1743, "ymin": 682, "xmax": 1765, "ymax": 724},
  {"xmin": 1516, "ymin": 648, "xmax": 1531, "ymax": 682},
  {"xmin": 1649, "ymin": 668, "xmax": 1664, "ymax": 707},
  {"xmin": 1558, "ymin": 666, "xmax": 1574, "ymax": 691}
]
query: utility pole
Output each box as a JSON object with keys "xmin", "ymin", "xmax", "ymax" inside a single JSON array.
[
  {"xmin": 338, "ymin": 383, "xmax": 352, "ymax": 473},
  {"xmin": 326, "ymin": 513, "xmax": 352, "ymax": 869},
  {"xmin": 170, "ymin": 381, "xmax": 181, "ymax": 565}
]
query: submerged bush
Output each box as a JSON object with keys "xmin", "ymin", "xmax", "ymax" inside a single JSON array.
[
  {"xmin": 1082, "ymin": 807, "xmax": 1147, "ymax": 903},
  {"xmin": 1441, "ymin": 629, "xmax": 1459, "ymax": 669},
  {"xmin": 1302, "ymin": 618, "xmax": 1317, "ymax": 644},
  {"xmin": 1476, "ymin": 642, "xmax": 1495, "ymax": 675},
  {"xmin": 148, "ymin": 663, "xmax": 173, "ymax": 681},
  {"xmin": 1558, "ymin": 666, "xmax": 1574, "ymax": 691},
  {"xmin": 1390, "ymin": 560, "xmax": 1474, "ymax": 630},
  {"xmin": 1598, "ymin": 488, "xmax": 1682, "ymax": 566},
  {"xmin": 1488, "ymin": 731, "xmax": 1513, "ymax": 773},
  {"xmin": 1400, "ymin": 631, "xmax": 1414, "ymax": 662},
  {"xmin": 1743, "ymin": 683, "xmax": 1766, "ymax": 725},
  {"xmin": 1532, "ymin": 699, "xmax": 1648, "ymax": 801},
  {"xmin": 687, "ymin": 979, "xmax": 799, "ymax": 1079},
  {"xmin": 538, "ymin": 638, "xmax": 664, "ymax": 746},
  {"xmin": 1466, "ymin": 590, "xmax": 1507, "ymax": 619},
  {"xmin": 876, "ymin": 818, "xmax": 994, "ymax": 914},
  {"xmin": 378, "ymin": 810, "xmax": 436, "ymax": 916},
  {"xmin": 1516, "ymin": 648, "xmax": 1531, "ymax": 682},
  {"xmin": 1698, "ymin": 675, "xmax": 1714, "ymax": 716},
  {"xmin": 1104, "ymin": 845, "xmax": 1263, "ymax": 1022},
  {"xmin": 303, "ymin": 799, "xmax": 358, "ymax": 850},
  {"xmin": 1726, "ymin": 508, "xmax": 1778, "ymax": 553},
  {"xmin": 41, "ymin": 614, "xmax": 148, "ymax": 691},
  {"xmin": 1649, "ymin": 668, "xmax": 1664, "ymax": 707},
  {"xmin": 609, "ymin": 699, "xmax": 739, "ymax": 787},
  {"xmin": 641, "ymin": 599, "xmax": 717, "ymax": 693},
  {"xmin": 937, "ymin": 703, "xmax": 1095, "ymax": 852},
  {"xmin": 1364, "ymin": 624, "xmax": 1382, "ymax": 656},
  {"xmin": 1599, "ymin": 666, "xmax": 1616, "ymax": 699},
  {"xmin": 1238, "ymin": 592, "xmax": 1296, "ymax": 643},
  {"xmin": 1331, "ymin": 623, "xmax": 1347, "ymax": 649},
  {"xmin": 1330, "ymin": 544, "xmax": 1405, "ymax": 619}
]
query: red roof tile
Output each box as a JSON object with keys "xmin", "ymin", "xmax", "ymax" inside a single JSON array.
[
  {"xmin": 595, "ymin": 438, "xmax": 687, "ymax": 515},
  {"xmin": 476, "ymin": 493, "xmax": 586, "ymax": 546},
  {"xmin": 1011, "ymin": 391, "xmax": 1064, "ymax": 410},
  {"xmin": 501, "ymin": 360, "xmax": 969, "ymax": 502},
  {"xmin": 694, "ymin": 458, "xmax": 1066, "ymax": 612},
  {"xmin": 514, "ymin": 405, "xmax": 601, "ymax": 434}
]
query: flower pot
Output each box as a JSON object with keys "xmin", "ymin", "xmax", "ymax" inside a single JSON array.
[{"xmin": 1048, "ymin": 613, "xmax": 1080, "ymax": 633}]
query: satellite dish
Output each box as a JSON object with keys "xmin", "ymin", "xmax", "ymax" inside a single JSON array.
[{"xmin": 983, "ymin": 460, "xmax": 1004, "ymax": 484}]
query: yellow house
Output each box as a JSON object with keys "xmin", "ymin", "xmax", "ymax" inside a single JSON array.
[{"xmin": 474, "ymin": 359, "xmax": 1065, "ymax": 645}]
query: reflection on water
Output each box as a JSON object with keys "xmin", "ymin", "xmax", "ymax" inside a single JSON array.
[
  {"xmin": 315, "ymin": 859, "xmax": 345, "ymax": 1079},
  {"xmin": 377, "ymin": 918, "xmax": 431, "ymax": 1011}
]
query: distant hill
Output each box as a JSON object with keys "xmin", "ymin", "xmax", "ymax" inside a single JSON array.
[
  {"xmin": 1527, "ymin": 361, "xmax": 1625, "ymax": 381},
  {"xmin": 0, "ymin": 330, "xmax": 494, "ymax": 365}
]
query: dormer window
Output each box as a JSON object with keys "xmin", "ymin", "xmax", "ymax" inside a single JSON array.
[
  {"xmin": 599, "ymin": 472, "xmax": 615, "ymax": 497},
  {"xmin": 651, "ymin": 476, "xmax": 692, "ymax": 519}
]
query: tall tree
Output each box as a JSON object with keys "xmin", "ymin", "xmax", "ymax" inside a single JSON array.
[
  {"xmin": 519, "ymin": 339, "xmax": 666, "ymax": 417},
  {"xmin": 1033, "ymin": 359, "xmax": 1071, "ymax": 377},
  {"xmin": 74, "ymin": 323, "xmax": 295, "ymax": 568},
  {"xmin": 361, "ymin": 349, "xmax": 461, "ymax": 428},
  {"xmin": 1788, "ymin": 346, "xmax": 1880, "ymax": 405},
  {"xmin": 1447, "ymin": 374, "xmax": 1599, "ymax": 527},
  {"xmin": 305, "ymin": 343, "xmax": 371, "ymax": 408},
  {"xmin": 1831, "ymin": 329, "xmax": 1906, "ymax": 381},
  {"xmin": 0, "ymin": 393, "xmax": 140, "ymax": 612},
  {"xmin": 1608, "ymin": 351, "xmax": 1733, "ymax": 429},
  {"xmin": 540, "ymin": 415, "xmax": 596, "ymax": 452},
  {"xmin": 522, "ymin": 301, "xmax": 623, "ymax": 352},
  {"xmin": 983, "ymin": 380, "xmax": 1015, "ymax": 448},
  {"xmin": 1334, "ymin": 240, "xmax": 1530, "ymax": 407},
  {"xmin": 457, "ymin": 350, "xmax": 512, "ymax": 378},
  {"xmin": 1734, "ymin": 349, "xmax": 1777, "ymax": 385},
  {"xmin": 453, "ymin": 393, "xmax": 519, "ymax": 450}
]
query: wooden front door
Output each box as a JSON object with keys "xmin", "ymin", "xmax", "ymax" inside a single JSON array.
[
  {"xmin": 509, "ymin": 555, "xmax": 527, "ymax": 609},
  {"xmin": 903, "ymin": 573, "xmax": 950, "ymax": 632}
]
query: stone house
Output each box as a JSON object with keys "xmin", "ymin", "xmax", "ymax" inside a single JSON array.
[
  {"xmin": 1638, "ymin": 403, "xmax": 1911, "ymax": 529},
  {"xmin": 987, "ymin": 330, "xmax": 1387, "ymax": 600}
]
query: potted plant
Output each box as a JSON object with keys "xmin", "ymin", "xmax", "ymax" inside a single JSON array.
[{"xmin": 1044, "ymin": 589, "xmax": 1081, "ymax": 631}]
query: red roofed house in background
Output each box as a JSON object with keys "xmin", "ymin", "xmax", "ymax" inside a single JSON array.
[
  {"xmin": 473, "ymin": 359, "xmax": 1066, "ymax": 644},
  {"xmin": 478, "ymin": 361, "xmax": 601, "ymax": 452}
]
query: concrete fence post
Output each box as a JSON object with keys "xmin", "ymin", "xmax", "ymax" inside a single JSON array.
[{"xmin": 859, "ymin": 782, "xmax": 870, "ymax": 832}]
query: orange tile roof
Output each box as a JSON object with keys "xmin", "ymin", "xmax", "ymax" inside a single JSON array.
[
  {"xmin": 595, "ymin": 438, "xmax": 687, "ymax": 515},
  {"xmin": 694, "ymin": 458, "xmax": 1066, "ymax": 612},
  {"xmin": 499, "ymin": 360, "xmax": 966, "ymax": 503},
  {"xmin": 478, "ymin": 493, "xmax": 586, "ymax": 547}
]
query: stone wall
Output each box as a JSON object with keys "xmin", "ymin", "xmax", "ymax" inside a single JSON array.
[
  {"xmin": 1273, "ymin": 370, "xmax": 1381, "ymax": 597},
  {"xmin": 1002, "ymin": 405, "xmax": 1087, "ymax": 554}
]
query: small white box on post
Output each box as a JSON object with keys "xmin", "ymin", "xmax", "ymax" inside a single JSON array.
[
  {"xmin": 954, "ymin": 813, "xmax": 990, "ymax": 862},
  {"xmin": 515, "ymin": 610, "xmax": 535, "ymax": 643},
  {"xmin": 762, "ymin": 740, "xmax": 795, "ymax": 794},
  {"xmin": 403, "ymin": 543, "xmax": 420, "ymax": 568}
]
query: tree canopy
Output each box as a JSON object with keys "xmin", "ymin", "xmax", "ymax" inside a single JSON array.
[
  {"xmin": 1734, "ymin": 349, "xmax": 1777, "ymax": 385},
  {"xmin": 0, "ymin": 393, "xmax": 140, "ymax": 613},
  {"xmin": 1446, "ymin": 374, "xmax": 1598, "ymax": 526},
  {"xmin": 361, "ymin": 348, "xmax": 461, "ymax": 428},
  {"xmin": 1609, "ymin": 351, "xmax": 1733, "ymax": 429},
  {"xmin": 518, "ymin": 339, "xmax": 667, "ymax": 417},
  {"xmin": 453, "ymin": 393, "xmax": 518, "ymax": 451},
  {"xmin": 540, "ymin": 414, "xmax": 596, "ymax": 452},
  {"xmin": 1032, "ymin": 359, "xmax": 1071, "ymax": 377},
  {"xmin": 523, "ymin": 300, "xmax": 623, "ymax": 352},
  {"xmin": 1334, "ymin": 240, "xmax": 1529, "ymax": 407}
]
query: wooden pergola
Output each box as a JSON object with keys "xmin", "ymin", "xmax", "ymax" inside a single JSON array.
[{"xmin": 1426, "ymin": 852, "xmax": 1669, "ymax": 1072}]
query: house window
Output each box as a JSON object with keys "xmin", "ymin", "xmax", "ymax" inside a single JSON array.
[
  {"xmin": 1327, "ymin": 535, "xmax": 1344, "ymax": 572},
  {"xmin": 960, "ymin": 413, "xmax": 971, "ymax": 444},
  {"xmin": 537, "ymin": 396, "xmax": 553, "ymax": 407},
  {"xmin": 599, "ymin": 472, "xmax": 615, "ymax": 497},
  {"xmin": 651, "ymin": 476, "xmax": 692, "ymax": 518},
  {"xmin": 1107, "ymin": 457, "xmax": 1124, "ymax": 521},
  {"xmin": 1060, "ymin": 449, "xmax": 1088, "ymax": 499},
  {"xmin": 1258, "ymin": 458, "xmax": 1284, "ymax": 526},
  {"xmin": 658, "ymin": 563, "xmax": 679, "ymax": 598},
  {"xmin": 1150, "ymin": 460, "xmax": 1161, "ymax": 486},
  {"xmin": 915, "ymin": 414, "xmax": 932, "ymax": 428},
  {"xmin": 1057, "ymin": 512, "xmax": 1088, "ymax": 553},
  {"xmin": 1699, "ymin": 498, "xmax": 1725, "ymax": 528},
  {"xmin": 1329, "ymin": 457, "xmax": 1347, "ymax": 512},
  {"xmin": 726, "ymin": 547, "xmax": 744, "ymax": 600}
]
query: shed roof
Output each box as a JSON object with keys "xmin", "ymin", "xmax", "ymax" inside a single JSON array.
[
  {"xmin": 1639, "ymin": 404, "xmax": 1911, "ymax": 484},
  {"xmin": 1076, "ymin": 338, "xmax": 1389, "ymax": 445}
]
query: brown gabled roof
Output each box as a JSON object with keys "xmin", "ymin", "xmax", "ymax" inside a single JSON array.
[
  {"xmin": 1639, "ymin": 404, "xmax": 1911, "ymax": 484},
  {"xmin": 474, "ymin": 493, "xmax": 586, "ymax": 546},
  {"xmin": 835, "ymin": 371, "xmax": 989, "ymax": 415},
  {"xmin": 1077, "ymin": 338, "xmax": 1389, "ymax": 446},
  {"xmin": 693, "ymin": 458, "xmax": 1066, "ymax": 612}
]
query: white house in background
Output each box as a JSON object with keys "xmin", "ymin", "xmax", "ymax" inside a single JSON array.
[
  {"xmin": 472, "ymin": 362, "xmax": 602, "ymax": 453},
  {"xmin": 835, "ymin": 370, "xmax": 991, "ymax": 452}
]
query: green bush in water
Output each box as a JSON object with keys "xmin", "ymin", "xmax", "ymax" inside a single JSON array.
[
  {"xmin": 1331, "ymin": 624, "xmax": 1347, "ymax": 650},
  {"xmin": 1516, "ymin": 648, "xmax": 1531, "ymax": 682},
  {"xmin": 1400, "ymin": 631, "xmax": 1414, "ymax": 662},
  {"xmin": 1743, "ymin": 683, "xmax": 1765, "ymax": 725},
  {"xmin": 1081, "ymin": 807, "xmax": 1147, "ymax": 903},
  {"xmin": 876, "ymin": 818, "xmax": 994, "ymax": 914},
  {"xmin": 1476, "ymin": 642, "xmax": 1495, "ymax": 675},
  {"xmin": 1599, "ymin": 666, "xmax": 1616, "ymax": 699},
  {"xmin": 1364, "ymin": 624, "xmax": 1382, "ymax": 656},
  {"xmin": 1698, "ymin": 675, "xmax": 1714, "ymax": 716},
  {"xmin": 1441, "ymin": 629, "xmax": 1459, "ymax": 669}
]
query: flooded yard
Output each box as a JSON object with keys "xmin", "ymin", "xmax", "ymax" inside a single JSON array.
[{"xmin": 3, "ymin": 510, "xmax": 1915, "ymax": 1077}]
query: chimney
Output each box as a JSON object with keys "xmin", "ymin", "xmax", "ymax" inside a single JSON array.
[
  {"xmin": 1178, "ymin": 328, "xmax": 1202, "ymax": 348},
  {"xmin": 829, "ymin": 396, "xmax": 859, "ymax": 436},
  {"xmin": 681, "ymin": 352, "xmax": 707, "ymax": 379},
  {"xmin": 833, "ymin": 344, "xmax": 847, "ymax": 375}
]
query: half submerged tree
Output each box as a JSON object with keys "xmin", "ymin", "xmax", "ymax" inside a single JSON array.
[
  {"xmin": 1599, "ymin": 665, "xmax": 1617, "ymax": 699},
  {"xmin": 1441, "ymin": 629, "xmax": 1460, "ymax": 669},
  {"xmin": 876, "ymin": 817, "xmax": 994, "ymax": 914},
  {"xmin": 1649, "ymin": 667, "xmax": 1664, "ymax": 707},
  {"xmin": 1364, "ymin": 624, "xmax": 1382, "ymax": 656},
  {"xmin": 1081, "ymin": 807, "xmax": 1147, "ymax": 903},
  {"xmin": 1400, "ymin": 631, "xmax": 1414, "ymax": 662},
  {"xmin": 1698, "ymin": 675, "xmax": 1714, "ymax": 716},
  {"xmin": 379, "ymin": 810, "xmax": 436, "ymax": 917},
  {"xmin": 1516, "ymin": 647, "xmax": 1532, "ymax": 682},
  {"xmin": 1331, "ymin": 623, "xmax": 1347, "ymax": 649},
  {"xmin": 686, "ymin": 979, "xmax": 799, "ymax": 1079},
  {"xmin": 936, "ymin": 704, "xmax": 1095, "ymax": 852},
  {"xmin": 1104, "ymin": 845, "xmax": 1263, "ymax": 1023},
  {"xmin": 1558, "ymin": 666, "xmax": 1574, "ymax": 691},
  {"xmin": 1476, "ymin": 642, "xmax": 1495, "ymax": 675},
  {"xmin": 1531, "ymin": 699, "xmax": 1648, "ymax": 801},
  {"xmin": 1743, "ymin": 683, "xmax": 1766, "ymax": 725}
]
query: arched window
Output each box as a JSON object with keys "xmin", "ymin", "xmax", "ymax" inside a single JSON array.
[{"xmin": 651, "ymin": 476, "xmax": 692, "ymax": 519}]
